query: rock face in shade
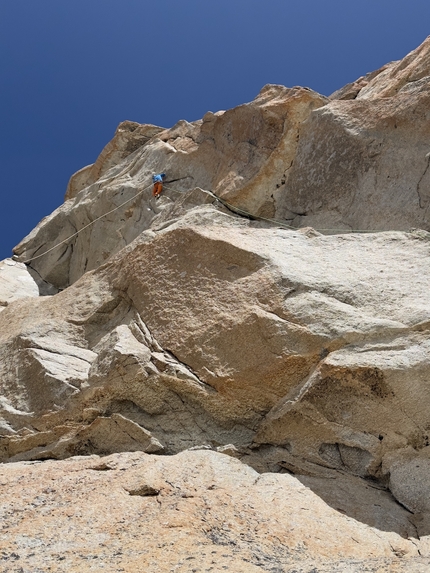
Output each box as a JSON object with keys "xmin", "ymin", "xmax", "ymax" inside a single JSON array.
[{"xmin": 1, "ymin": 36, "xmax": 430, "ymax": 571}]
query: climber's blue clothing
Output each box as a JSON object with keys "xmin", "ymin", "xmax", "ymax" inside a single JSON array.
[
  {"xmin": 152, "ymin": 173, "xmax": 166, "ymax": 198},
  {"xmin": 152, "ymin": 173, "xmax": 166, "ymax": 183}
]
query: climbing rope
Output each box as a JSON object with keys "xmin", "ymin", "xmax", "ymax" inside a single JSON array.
[
  {"xmin": 20, "ymin": 181, "xmax": 155, "ymax": 264},
  {"xmin": 18, "ymin": 179, "xmax": 408, "ymax": 266},
  {"xmin": 163, "ymin": 184, "xmax": 382, "ymax": 235}
]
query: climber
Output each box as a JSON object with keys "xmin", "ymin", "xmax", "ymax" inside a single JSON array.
[{"xmin": 152, "ymin": 173, "xmax": 166, "ymax": 198}]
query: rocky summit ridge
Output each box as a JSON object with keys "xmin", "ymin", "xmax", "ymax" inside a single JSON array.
[{"xmin": 1, "ymin": 37, "xmax": 430, "ymax": 572}]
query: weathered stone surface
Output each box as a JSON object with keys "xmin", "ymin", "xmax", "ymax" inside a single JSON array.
[
  {"xmin": 278, "ymin": 89, "xmax": 430, "ymax": 232},
  {"xmin": 14, "ymin": 85, "xmax": 327, "ymax": 289},
  {"xmin": 277, "ymin": 37, "xmax": 430, "ymax": 232},
  {"xmin": 383, "ymin": 447, "xmax": 430, "ymax": 519},
  {"xmin": 2, "ymin": 36, "xmax": 430, "ymax": 569},
  {"xmin": 356, "ymin": 35, "xmax": 430, "ymax": 100},
  {"xmin": 2, "ymin": 208, "xmax": 430, "ymax": 503},
  {"xmin": 329, "ymin": 64, "xmax": 390, "ymax": 100},
  {"xmin": 330, "ymin": 36, "xmax": 430, "ymax": 101},
  {"xmin": 0, "ymin": 450, "xmax": 428, "ymax": 572},
  {"xmin": 65, "ymin": 121, "xmax": 165, "ymax": 200},
  {"xmin": 0, "ymin": 258, "xmax": 39, "ymax": 309}
]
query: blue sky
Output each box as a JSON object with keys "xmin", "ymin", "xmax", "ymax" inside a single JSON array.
[{"xmin": 1, "ymin": 1, "xmax": 429, "ymax": 260}]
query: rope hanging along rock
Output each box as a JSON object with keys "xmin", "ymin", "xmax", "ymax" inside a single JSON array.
[
  {"xmin": 19, "ymin": 181, "xmax": 396, "ymax": 266},
  {"xmin": 20, "ymin": 181, "xmax": 155, "ymax": 264},
  {"xmin": 163, "ymin": 184, "xmax": 385, "ymax": 235}
]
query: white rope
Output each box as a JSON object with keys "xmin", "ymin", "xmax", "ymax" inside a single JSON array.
[
  {"xmin": 163, "ymin": 184, "xmax": 384, "ymax": 235},
  {"xmin": 21, "ymin": 181, "xmax": 154, "ymax": 264},
  {"xmin": 20, "ymin": 179, "xmax": 406, "ymax": 266}
]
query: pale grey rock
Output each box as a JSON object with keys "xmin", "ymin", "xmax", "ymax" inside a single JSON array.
[
  {"xmin": 330, "ymin": 36, "xmax": 430, "ymax": 101},
  {"xmin": 2, "ymin": 37, "xmax": 430, "ymax": 561},
  {"xmin": 357, "ymin": 35, "xmax": 430, "ymax": 100},
  {"xmin": 14, "ymin": 86, "xmax": 327, "ymax": 289},
  {"xmin": 65, "ymin": 121, "xmax": 165, "ymax": 200},
  {"xmin": 277, "ymin": 88, "xmax": 430, "ymax": 232},
  {"xmin": 0, "ymin": 258, "xmax": 39, "ymax": 309},
  {"xmin": 387, "ymin": 448, "xmax": 430, "ymax": 516},
  {"xmin": 390, "ymin": 458, "xmax": 430, "ymax": 514},
  {"xmin": 329, "ymin": 64, "xmax": 390, "ymax": 100},
  {"xmin": 277, "ymin": 37, "xmax": 430, "ymax": 233}
]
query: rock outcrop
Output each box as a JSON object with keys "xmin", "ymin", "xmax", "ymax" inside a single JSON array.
[
  {"xmin": 65, "ymin": 121, "xmax": 165, "ymax": 201},
  {"xmin": 1, "ymin": 36, "xmax": 430, "ymax": 571},
  {"xmin": 278, "ymin": 35, "xmax": 430, "ymax": 232},
  {"xmin": 0, "ymin": 259, "xmax": 39, "ymax": 309},
  {"xmin": 0, "ymin": 450, "xmax": 429, "ymax": 572},
  {"xmin": 14, "ymin": 86, "xmax": 327, "ymax": 289}
]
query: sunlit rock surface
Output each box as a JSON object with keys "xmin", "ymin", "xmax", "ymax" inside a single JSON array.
[
  {"xmin": 1, "ymin": 35, "xmax": 430, "ymax": 572},
  {"xmin": 0, "ymin": 450, "xmax": 429, "ymax": 572}
]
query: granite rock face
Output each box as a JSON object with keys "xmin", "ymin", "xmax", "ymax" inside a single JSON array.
[
  {"xmin": 279, "ymin": 36, "xmax": 430, "ymax": 232},
  {"xmin": 0, "ymin": 258, "xmax": 39, "ymax": 310},
  {"xmin": 1, "ymin": 450, "xmax": 429, "ymax": 572},
  {"xmin": 3, "ymin": 209, "xmax": 430, "ymax": 552},
  {"xmin": 14, "ymin": 38, "xmax": 430, "ymax": 292},
  {"xmin": 1, "ymin": 36, "xmax": 430, "ymax": 571},
  {"xmin": 14, "ymin": 85, "xmax": 327, "ymax": 289},
  {"xmin": 65, "ymin": 121, "xmax": 164, "ymax": 201}
]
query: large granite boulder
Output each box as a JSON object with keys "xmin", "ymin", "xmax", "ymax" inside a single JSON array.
[
  {"xmin": 0, "ymin": 258, "xmax": 39, "ymax": 309},
  {"xmin": 2, "ymin": 203, "xmax": 430, "ymax": 533}
]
